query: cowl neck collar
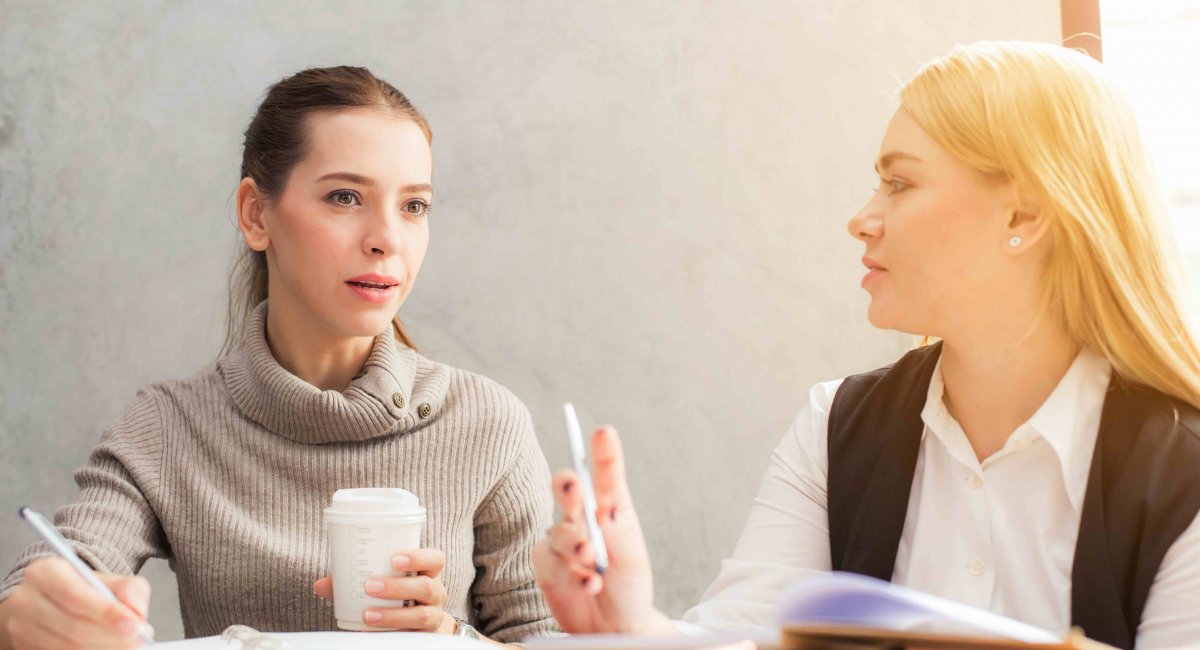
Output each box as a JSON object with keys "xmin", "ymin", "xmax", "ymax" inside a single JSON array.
[{"xmin": 220, "ymin": 301, "xmax": 446, "ymax": 444}]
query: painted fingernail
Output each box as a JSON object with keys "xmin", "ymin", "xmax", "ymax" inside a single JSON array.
[
  {"xmin": 580, "ymin": 576, "xmax": 590, "ymax": 587},
  {"xmin": 365, "ymin": 580, "xmax": 384, "ymax": 594},
  {"xmin": 579, "ymin": 575, "xmax": 599, "ymax": 594},
  {"xmin": 574, "ymin": 542, "xmax": 584, "ymax": 555},
  {"xmin": 609, "ymin": 508, "xmax": 617, "ymax": 521},
  {"xmin": 392, "ymin": 555, "xmax": 410, "ymax": 569},
  {"xmin": 364, "ymin": 610, "xmax": 383, "ymax": 624},
  {"xmin": 563, "ymin": 481, "xmax": 574, "ymax": 494}
]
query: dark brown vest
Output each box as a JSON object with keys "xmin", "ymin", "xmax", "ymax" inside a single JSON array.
[{"xmin": 827, "ymin": 343, "xmax": 1200, "ymax": 649}]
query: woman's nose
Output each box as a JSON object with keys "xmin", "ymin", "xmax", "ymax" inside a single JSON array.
[
  {"xmin": 363, "ymin": 206, "xmax": 406, "ymax": 256},
  {"xmin": 848, "ymin": 197, "xmax": 883, "ymax": 242}
]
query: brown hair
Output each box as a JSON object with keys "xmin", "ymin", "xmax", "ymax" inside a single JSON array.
[{"xmin": 223, "ymin": 66, "xmax": 430, "ymax": 355}]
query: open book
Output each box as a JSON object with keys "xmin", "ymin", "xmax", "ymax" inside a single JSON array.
[{"xmin": 778, "ymin": 572, "xmax": 1116, "ymax": 649}]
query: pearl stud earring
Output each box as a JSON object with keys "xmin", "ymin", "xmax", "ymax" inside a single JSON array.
[{"xmin": 1009, "ymin": 236, "xmax": 1022, "ymax": 248}]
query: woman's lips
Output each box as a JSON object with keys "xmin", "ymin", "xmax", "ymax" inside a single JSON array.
[
  {"xmin": 346, "ymin": 280, "xmax": 399, "ymax": 303},
  {"xmin": 861, "ymin": 268, "xmax": 886, "ymax": 288},
  {"xmin": 860, "ymin": 257, "xmax": 886, "ymax": 289}
]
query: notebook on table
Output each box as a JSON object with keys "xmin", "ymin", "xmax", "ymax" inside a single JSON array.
[{"xmin": 778, "ymin": 572, "xmax": 1118, "ymax": 649}]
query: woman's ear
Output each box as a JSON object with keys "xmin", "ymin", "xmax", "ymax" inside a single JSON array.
[
  {"xmin": 237, "ymin": 177, "xmax": 271, "ymax": 252},
  {"xmin": 1005, "ymin": 192, "xmax": 1049, "ymax": 254}
]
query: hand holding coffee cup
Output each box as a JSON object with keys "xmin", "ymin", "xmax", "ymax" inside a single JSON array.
[
  {"xmin": 312, "ymin": 547, "xmax": 453, "ymax": 633},
  {"xmin": 314, "ymin": 488, "xmax": 454, "ymax": 633}
]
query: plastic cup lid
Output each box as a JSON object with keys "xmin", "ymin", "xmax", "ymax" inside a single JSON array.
[{"xmin": 326, "ymin": 488, "xmax": 425, "ymax": 516}]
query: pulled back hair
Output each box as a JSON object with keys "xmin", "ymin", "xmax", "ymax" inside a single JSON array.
[
  {"xmin": 902, "ymin": 42, "xmax": 1200, "ymax": 408},
  {"xmin": 223, "ymin": 66, "xmax": 431, "ymax": 355}
]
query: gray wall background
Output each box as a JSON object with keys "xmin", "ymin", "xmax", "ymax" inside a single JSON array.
[{"xmin": 0, "ymin": 1, "xmax": 1059, "ymax": 640}]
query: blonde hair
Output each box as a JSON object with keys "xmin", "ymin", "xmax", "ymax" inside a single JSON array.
[{"xmin": 901, "ymin": 41, "xmax": 1200, "ymax": 408}]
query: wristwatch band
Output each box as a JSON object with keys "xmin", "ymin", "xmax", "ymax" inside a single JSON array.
[{"xmin": 453, "ymin": 616, "xmax": 481, "ymax": 640}]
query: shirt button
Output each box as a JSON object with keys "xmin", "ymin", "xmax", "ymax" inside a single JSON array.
[
  {"xmin": 392, "ymin": 392, "xmax": 406, "ymax": 409},
  {"xmin": 969, "ymin": 559, "xmax": 986, "ymax": 576},
  {"xmin": 967, "ymin": 475, "xmax": 983, "ymax": 489},
  {"xmin": 418, "ymin": 403, "xmax": 432, "ymax": 419}
]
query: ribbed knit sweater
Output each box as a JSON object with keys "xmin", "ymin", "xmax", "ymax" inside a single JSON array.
[{"xmin": 0, "ymin": 302, "xmax": 557, "ymax": 642}]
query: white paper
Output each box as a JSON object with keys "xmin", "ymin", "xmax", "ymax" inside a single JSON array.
[
  {"xmin": 155, "ymin": 630, "xmax": 491, "ymax": 649},
  {"xmin": 522, "ymin": 631, "xmax": 768, "ymax": 650}
]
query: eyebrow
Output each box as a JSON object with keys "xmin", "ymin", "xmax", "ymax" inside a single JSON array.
[
  {"xmin": 873, "ymin": 151, "xmax": 923, "ymax": 174},
  {"xmin": 315, "ymin": 172, "xmax": 432, "ymax": 194}
]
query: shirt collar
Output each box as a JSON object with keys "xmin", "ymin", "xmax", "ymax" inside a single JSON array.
[
  {"xmin": 920, "ymin": 360, "xmax": 948, "ymax": 446},
  {"xmin": 920, "ymin": 346, "xmax": 1112, "ymax": 514},
  {"xmin": 1026, "ymin": 346, "xmax": 1111, "ymax": 513}
]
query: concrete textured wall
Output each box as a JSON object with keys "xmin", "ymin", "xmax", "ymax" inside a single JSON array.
[{"xmin": 0, "ymin": 1, "xmax": 1059, "ymax": 640}]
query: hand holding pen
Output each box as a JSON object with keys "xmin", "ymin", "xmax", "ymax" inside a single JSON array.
[
  {"xmin": 531, "ymin": 410, "xmax": 677, "ymax": 636},
  {"xmin": 0, "ymin": 508, "xmax": 154, "ymax": 650},
  {"xmin": 561, "ymin": 403, "xmax": 609, "ymax": 576}
]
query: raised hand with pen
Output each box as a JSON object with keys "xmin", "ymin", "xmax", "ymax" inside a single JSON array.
[{"xmin": 532, "ymin": 425, "xmax": 677, "ymax": 636}]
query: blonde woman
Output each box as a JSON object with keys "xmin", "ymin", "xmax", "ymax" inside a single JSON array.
[{"xmin": 533, "ymin": 42, "xmax": 1200, "ymax": 650}]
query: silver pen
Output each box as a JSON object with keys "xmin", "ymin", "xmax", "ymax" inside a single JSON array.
[
  {"xmin": 18, "ymin": 507, "xmax": 156, "ymax": 647},
  {"xmin": 562, "ymin": 403, "xmax": 609, "ymax": 574}
]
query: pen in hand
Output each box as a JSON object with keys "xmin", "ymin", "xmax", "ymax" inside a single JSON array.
[
  {"xmin": 18, "ymin": 507, "xmax": 156, "ymax": 647},
  {"xmin": 562, "ymin": 403, "xmax": 610, "ymax": 575}
]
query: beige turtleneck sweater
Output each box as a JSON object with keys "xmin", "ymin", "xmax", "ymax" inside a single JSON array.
[{"xmin": 0, "ymin": 303, "xmax": 557, "ymax": 642}]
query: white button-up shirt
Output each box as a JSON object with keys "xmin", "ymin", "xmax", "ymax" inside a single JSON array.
[{"xmin": 681, "ymin": 349, "xmax": 1200, "ymax": 648}]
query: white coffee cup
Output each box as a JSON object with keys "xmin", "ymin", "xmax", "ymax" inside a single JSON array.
[{"xmin": 324, "ymin": 488, "xmax": 427, "ymax": 631}]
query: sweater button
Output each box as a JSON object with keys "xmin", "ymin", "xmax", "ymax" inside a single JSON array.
[
  {"xmin": 418, "ymin": 403, "xmax": 432, "ymax": 419},
  {"xmin": 392, "ymin": 392, "xmax": 406, "ymax": 408}
]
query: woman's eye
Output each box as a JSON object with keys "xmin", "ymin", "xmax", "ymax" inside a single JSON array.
[
  {"xmin": 875, "ymin": 179, "xmax": 908, "ymax": 196},
  {"xmin": 329, "ymin": 190, "xmax": 360, "ymax": 206},
  {"xmin": 403, "ymin": 199, "xmax": 430, "ymax": 217}
]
